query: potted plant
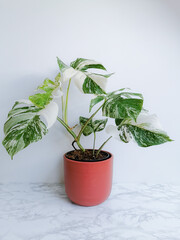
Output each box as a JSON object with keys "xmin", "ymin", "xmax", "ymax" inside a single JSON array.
[{"xmin": 2, "ymin": 57, "xmax": 172, "ymax": 206}]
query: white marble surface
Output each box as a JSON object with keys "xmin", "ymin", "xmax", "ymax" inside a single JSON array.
[{"xmin": 0, "ymin": 183, "xmax": 180, "ymax": 240}]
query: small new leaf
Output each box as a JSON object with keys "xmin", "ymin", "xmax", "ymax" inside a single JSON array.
[
  {"xmin": 79, "ymin": 116, "xmax": 108, "ymax": 136},
  {"xmin": 79, "ymin": 116, "xmax": 93, "ymax": 136},
  {"xmin": 93, "ymin": 119, "xmax": 108, "ymax": 132}
]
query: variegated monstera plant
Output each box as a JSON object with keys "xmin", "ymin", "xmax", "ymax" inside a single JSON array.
[{"xmin": 3, "ymin": 58, "xmax": 172, "ymax": 159}]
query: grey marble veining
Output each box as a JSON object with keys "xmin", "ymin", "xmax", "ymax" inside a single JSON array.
[{"xmin": 0, "ymin": 183, "xmax": 180, "ymax": 240}]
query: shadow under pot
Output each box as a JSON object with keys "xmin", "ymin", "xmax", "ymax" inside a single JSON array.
[{"xmin": 64, "ymin": 150, "xmax": 113, "ymax": 206}]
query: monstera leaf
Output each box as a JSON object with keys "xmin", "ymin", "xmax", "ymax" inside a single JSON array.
[
  {"xmin": 2, "ymin": 101, "xmax": 47, "ymax": 159},
  {"xmin": 106, "ymin": 112, "xmax": 172, "ymax": 147},
  {"xmin": 57, "ymin": 57, "xmax": 113, "ymax": 95},
  {"xmin": 102, "ymin": 90, "xmax": 143, "ymax": 121},
  {"xmin": 79, "ymin": 116, "xmax": 108, "ymax": 136},
  {"xmin": 2, "ymin": 76, "xmax": 61, "ymax": 159},
  {"xmin": 29, "ymin": 77, "xmax": 60, "ymax": 108}
]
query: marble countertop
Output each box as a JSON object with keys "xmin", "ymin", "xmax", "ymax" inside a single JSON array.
[{"xmin": 0, "ymin": 183, "xmax": 180, "ymax": 240}]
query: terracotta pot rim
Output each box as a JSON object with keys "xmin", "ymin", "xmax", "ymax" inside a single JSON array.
[{"xmin": 64, "ymin": 149, "xmax": 112, "ymax": 163}]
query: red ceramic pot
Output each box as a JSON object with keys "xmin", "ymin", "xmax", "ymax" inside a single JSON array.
[{"xmin": 64, "ymin": 150, "xmax": 113, "ymax": 206}]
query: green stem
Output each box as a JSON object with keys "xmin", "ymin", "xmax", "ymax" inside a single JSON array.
[
  {"xmin": 64, "ymin": 78, "xmax": 72, "ymax": 124},
  {"xmin": 76, "ymin": 101, "xmax": 105, "ymax": 142},
  {"xmin": 96, "ymin": 136, "xmax": 112, "ymax": 158},
  {"xmin": 57, "ymin": 117, "xmax": 85, "ymax": 152},
  {"xmin": 60, "ymin": 86, "xmax": 64, "ymax": 119},
  {"xmin": 93, "ymin": 132, "xmax": 96, "ymax": 157}
]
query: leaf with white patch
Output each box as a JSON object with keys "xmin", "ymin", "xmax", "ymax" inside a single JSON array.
[
  {"xmin": 57, "ymin": 57, "xmax": 69, "ymax": 72},
  {"xmin": 102, "ymin": 92, "xmax": 143, "ymax": 121},
  {"xmin": 39, "ymin": 101, "xmax": 59, "ymax": 129},
  {"xmin": 37, "ymin": 78, "xmax": 58, "ymax": 92},
  {"xmin": 29, "ymin": 92, "xmax": 52, "ymax": 108},
  {"xmin": 62, "ymin": 67, "xmax": 79, "ymax": 82},
  {"xmin": 115, "ymin": 112, "xmax": 172, "ymax": 147},
  {"xmin": 70, "ymin": 58, "xmax": 87, "ymax": 69},
  {"xmin": 70, "ymin": 58, "xmax": 106, "ymax": 71},
  {"xmin": 79, "ymin": 116, "xmax": 93, "ymax": 136},
  {"xmin": 58, "ymin": 57, "xmax": 111, "ymax": 94},
  {"xmin": 3, "ymin": 102, "xmax": 47, "ymax": 159},
  {"xmin": 86, "ymin": 73, "xmax": 108, "ymax": 93},
  {"xmin": 79, "ymin": 116, "xmax": 108, "ymax": 136},
  {"xmin": 29, "ymin": 77, "xmax": 61, "ymax": 108},
  {"xmin": 82, "ymin": 76, "xmax": 106, "ymax": 95},
  {"xmin": 92, "ymin": 119, "xmax": 108, "ymax": 132},
  {"xmin": 3, "ymin": 73, "xmax": 61, "ymax": 159}
]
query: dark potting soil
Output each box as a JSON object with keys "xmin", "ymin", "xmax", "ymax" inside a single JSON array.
[{"xmin": 66, "ymin": 149, "xmax": 110, "ymax": 162}]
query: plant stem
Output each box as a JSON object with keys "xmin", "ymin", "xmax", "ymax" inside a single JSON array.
[
  {"xmin": 93, "ymin": 132, "xmax": 96, "ymax": 157},
  {"xmin": 76, "ymin": 102, "xmax": 105, "ymax": 142},
  {"xmin": 64, "ymin": 78, "xmax": 71, "ymax": 124},
  {"xmin": 96, "ymin": 136, "xmax": 112, "ymax": 158},
  {"xmin": 57, "ymin": 117, "xmax": 85, "ymax": 152},
  {"xmin": 60, "ymin": 86, "xmax": 64, "ymax": 119}
]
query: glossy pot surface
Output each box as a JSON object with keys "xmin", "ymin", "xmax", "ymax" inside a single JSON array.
[{"xmin": 64, "ymin": 151, "xmax": 113, "ymax": 206}]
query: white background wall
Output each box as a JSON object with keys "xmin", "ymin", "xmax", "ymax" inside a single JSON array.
[{"xmin": 0, "ymin": 0, "xmax": 179, "ymax": 183}]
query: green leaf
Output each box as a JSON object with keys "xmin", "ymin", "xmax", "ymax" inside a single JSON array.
[
  {"xmin": 70, "ymin": 58, "xmax": 87, "ymax": 69},
  {"xmin": 89, "ymin": 95, "xmax": 105, "ymax": 112},
  {"xmin": 70, "ymin": 58, "xmax": 110, "ymax": 94},
  {"xmin": 107, "ymin": 88, "xmax": 131, "ymax": 97},
  {"xmin": 119, "ymin": 92, "xmax": 143, "ymax": 100},
  {"xmin": 102, "ymin": 93, "xmax": 143, "ymax": 121},
  {"xmin": 82, "ymin": 76, "xmax": 106, "ymax": 95},
  {"xmin": 3, "ymin": 103, "xmax": 47, "ymax": 159},
  {"xmin": 37, "ymin": 78, "xmax": 58, "ymax": 93},
  {"xmin": 92, "ymin": 119, "xmax": 108, "ymax": 132},
  {"xmin": 118, "ymin": 124, "xmax": 131, "ymax": 143},
  {"xmin": 121, "ymin": 124, "xmax": 172, "ymax": 147},
  {"xmin": 29, "ymin": 92, "xmax": 52, "ymax": 108},
  {"xmin": 79, "ymin": 116, "xmax": 93, "ymax": 136},
  {"xmin": 70, "ymin": 58, "xmax": 106, "ymax": 71},
  {"xmin": 55, "ymin": 73, "xmax": 61, "ymax": 83},
  {"xmin": 79, "ymin": 116, "xmax": 108, "ymax": 136},
  {"xmin": 29, "ymin": 77, "xmax": 60, "ymax": 108},
  {"xmin": 115, "ymin": 118, "xmax": 124, "ymax": 126},
  {"xmin": 7, "ymin": 105, "xmax": 40, "ymax": 118},
  {"xmin": 115, "ymin": 113, "xmax": 172, "ymax": 147},
  {"xmin": 80, "ymin": 64, "xmax": 106, "ymax": 71},
  {"xmin": 57, "ymin": 57, "xmax": 69, "ymax": 72}
]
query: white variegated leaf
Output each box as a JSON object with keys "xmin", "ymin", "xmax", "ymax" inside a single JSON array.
[
  {"xmin": 86, "ymin": 73, "xmax": 107, "ymax": 92},
  {"xmin": 58, "ymin": 57, "xmax": 110, "ymax": 94},
  {"xmin": 75, "ymin": 59, "xmax": 106, "ymax": 71},
  {"xmin": 72, "ymin": 71, "xmax": 86, "ymax": 92},
  {"xmin": 131, "ymin": 113, "xmax": 163, "ymax": 131},
  {"xmin": 3, "ymin": 102, "xmax": 47, "ymax": 159},
  {"xmin": 16, "ymin": 99, "xmax": 33, "ymax": 105},
  {"xmin": 39, "ymin": 101, "xmax": 58, "ymax": 129},
  {"xmin": 113, "ymin": 112, "xmax": 172, "ymax": 147},
  {"xmin": 62, "ymin": 67, "xmax": 78, "ymax": 82}
]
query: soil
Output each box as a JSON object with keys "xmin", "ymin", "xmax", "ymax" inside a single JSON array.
[{"xmin": 65, "ymin": 149, "xmax": 110, "ymax": 162}]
